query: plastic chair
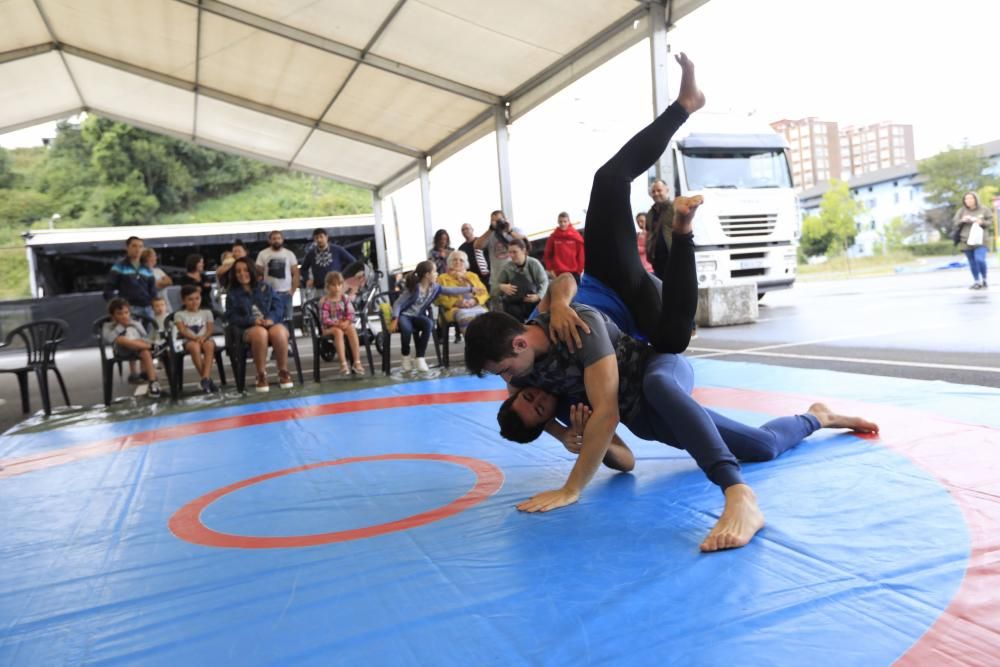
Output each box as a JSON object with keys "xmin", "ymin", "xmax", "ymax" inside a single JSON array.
[
  {"xmin": 92, "ymin": 314, "xmax": 172, "ymax": 406},
  {"xmin": 375, "ymin": 292, "xmax": 442, "ymax": 373},
  {"xmin": 163, "ymin": 311, "xmax": 228, "ymax": 398},
  {"xmin": 302, "ymin": 298, "xmax": 375, "ymax": 381},
  {"xmin": 435, "ymin": 310, "xmax": 461, "ymax": 369},
  {"xmin": 223, "ymin": 315, "xmax": 304, "ymax": 393},
  {"xmin": 0, "ymin": 319, "xmax": 70, "ymax": 416}
]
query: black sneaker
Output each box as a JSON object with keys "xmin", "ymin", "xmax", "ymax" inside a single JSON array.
[
  {"xmin": 127, "ymin": 373, "xmax": 142, "ymax": 385},
  {"xmin": 148, "ymin": 381, "xmax": 161, "ymax": 398},
  {"xmin": 200, "ymin": 378, "xmax": 212, "ymax": 394},
  {"xmin": 207, "ymin": 379, "xmax": 219, "ymax": 393}
]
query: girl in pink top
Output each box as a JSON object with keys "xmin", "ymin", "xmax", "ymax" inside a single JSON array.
[{"xmin": 319, "ymin": 271, "xmax": 364, "ymax": 375}]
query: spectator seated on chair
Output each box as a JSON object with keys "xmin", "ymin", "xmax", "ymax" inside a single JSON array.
[
  {"xmin": 225, "ymin": 257, "xmax": 294, "ymax": 393},
  {"xmin": 436, "ymin": 250, "xmax": 489, "ymax": 333},
  {"xmin": 319, "ymin": 271, "xmax": 365, "ymax": 375},
  {"xmin": 492, "ymin": 237, "xmax": 549, "ymax": 322},
  {"xmin": 152, "ymin": 296, "xmax": 170, "ymax": 338},
  {"xmin": 390, "ymin": 260, "xmax": 473, "ymax": 372},
  {"xmin": 175, "ymin": 284, "xmax": 219, "ymax": 393},
  {"xmin": 102, "ymin": 297, "xmax": 163, "ymax": 398},
  {"xmin": 179, "ymin": 253, "xmax": 214, "ymax": 309}
]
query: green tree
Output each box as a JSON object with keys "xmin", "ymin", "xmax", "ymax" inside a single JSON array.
[
  {"xmin": 0, "ymin": 148, "xmax": 14, "ymax": 189},
  {"xmin": 0, "ymin": 189, "xmax": 53, "ymax": 227},
  {"xmin": 880, "ymin": 216, "xmax": 907, "ymax": 253},
  {"xmin": 799, "ymin": 180, "xmax": 863, "ymax": 256},
  {"xmin": 918, "ymin": 146, "xmax": 999, "ymax": 236}
]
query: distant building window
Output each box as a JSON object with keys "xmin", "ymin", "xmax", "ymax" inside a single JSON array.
[
  {"xmin": 894, "ymin": 192, "xmax": 900, "ymax": 203},
  {"xmin": 867, "ymin": 198, "xmax": 877, "ymax": 208}
]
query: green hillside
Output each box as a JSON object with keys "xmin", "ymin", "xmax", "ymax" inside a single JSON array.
[
  {"xmin": 0, "ymin": 122, "xmax": 371, "ymax": 300},
  {"xmin": 158, "ymin": 171, "xmax": 371, "ymax": 224}
]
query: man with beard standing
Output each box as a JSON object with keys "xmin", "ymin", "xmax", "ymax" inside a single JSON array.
[
  {"xmin": 300, "ymin": 227, "xmax": 355, "ymax": 299},
  {"xmin": 256, "ymin": 230, "xmax": 300, "ymax": 322}
]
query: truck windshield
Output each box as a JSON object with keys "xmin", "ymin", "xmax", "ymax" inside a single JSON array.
[{"xmin": 681, "ymin": 150, "xmax": 792, "ymax": 190}]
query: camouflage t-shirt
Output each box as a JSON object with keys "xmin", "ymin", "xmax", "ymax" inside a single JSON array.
[{"xmin": 510, "ymin": 303, "xmax": 650, "ymax": 423}]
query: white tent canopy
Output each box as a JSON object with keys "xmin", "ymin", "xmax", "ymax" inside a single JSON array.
[{"xmin": 1, "ymin": 0, "xmax": 707, "ymax": 192}]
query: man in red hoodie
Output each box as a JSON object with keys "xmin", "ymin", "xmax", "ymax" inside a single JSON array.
[{"xmin": 543, "ymin": 212, "xmax": 585, "ymax": 282}]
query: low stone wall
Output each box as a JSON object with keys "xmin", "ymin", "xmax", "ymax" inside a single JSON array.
[{"xmin": 695, "ymin": 283, "xmax": 758, "ymax": 327}]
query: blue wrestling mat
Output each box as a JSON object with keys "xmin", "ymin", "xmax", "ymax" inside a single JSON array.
[{"xmin": 2, "ymin": 360, "xmax": 998, "ymax": 665}]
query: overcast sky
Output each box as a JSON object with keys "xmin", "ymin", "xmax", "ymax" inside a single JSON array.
[{"xmin": 3, "ymin": 0, "xmax": 995, "ymax": 264}]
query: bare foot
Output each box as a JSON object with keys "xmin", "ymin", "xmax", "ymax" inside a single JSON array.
[
  {"xmin": 700, "ymin": 484, "xmax": 765, "ymax": 552},
  {"xmin": 672, "ymin": 195, "xmax": 704, "ymax": 234},
  {"xmin": 675, "ymin": 52, "xmax": 705, "ymax": 115},
  {"xmin": 807, "ymin": 403, "xmax": 879, "ymax": 434}
]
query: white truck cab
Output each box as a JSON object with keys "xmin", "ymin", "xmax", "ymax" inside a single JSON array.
[{"xmin": 671, "ymin": 122, "xmax": 799, "ymax": 297}]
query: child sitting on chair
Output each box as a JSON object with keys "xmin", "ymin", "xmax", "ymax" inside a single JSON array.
[
  {"xmin": 103, "ymin": 297, "xmax": 163, "ymax": 398},
  {"xmin": 175, "ymin": 284, "xmax": 219, "ymax": 393},
  {"xmin": 319, "ymin": 271, "xmax": 364, "ymax": 375}
]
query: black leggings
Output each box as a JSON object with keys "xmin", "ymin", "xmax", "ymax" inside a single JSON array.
[{"xmin": 583, "ymin": 102, "xmax": 696, "ymax": 353}]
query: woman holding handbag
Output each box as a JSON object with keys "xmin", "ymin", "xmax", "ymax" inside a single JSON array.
[{"xmin": 952, "ymin": 191, "xmax": 994, "ymax": 289}]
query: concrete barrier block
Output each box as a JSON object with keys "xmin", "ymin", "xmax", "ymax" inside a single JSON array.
[{"xmin": 696, "ymin": 283, "xmax": 758, "ymax": 327}]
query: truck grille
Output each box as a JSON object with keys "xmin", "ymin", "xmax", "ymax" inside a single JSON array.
[{"xmin": 719, "ymin": 213, "xmax": 777, "ymax": 238}]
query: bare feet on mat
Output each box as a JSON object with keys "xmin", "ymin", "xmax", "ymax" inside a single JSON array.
[
  {"xmin": 700, "ymin": 484, "xmax": 765, "ymax": 553},
  {"xmin": 807, "ymin": 403, "xmax": 880, "ymax": 434},
  {"xmin": 675, "ymin": 52, "xmax": 705, "ymax": 115},
  {"xmin": 672, "ymin": 195, "xmax": 704, "ymax": 235}
]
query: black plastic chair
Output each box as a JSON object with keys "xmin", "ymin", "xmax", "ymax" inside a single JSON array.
[
  {"xmin": 435, "ymin": 310, "xmax": 460, "ymax": 369},
  {"xmin": 92, "ymin": 314, "xmax": 172, "ymax": 406},
  {"xmin": 0, "ymin": 319, "xmax": 70, "ymax": 416},
  {"xmin": 224, "ymin": 315, "xmax": 304, "ymax": 393},
  {"xmin": 302, "ymin": 298, "xmax": 375, "ymax": 381},
  {"xmin": 163, "ymin": 311, "xmax": 228, "ymax": 399},
  {"xmin": 375, "ymin": 292, "xmax": 442, "ymax": 373}
]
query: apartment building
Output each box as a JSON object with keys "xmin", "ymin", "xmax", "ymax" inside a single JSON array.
[{"xmin": 771, "ymin": 118, "xmax": 915, "ymax": 190}]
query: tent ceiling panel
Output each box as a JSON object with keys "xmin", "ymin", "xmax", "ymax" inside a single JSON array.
[
  {"xmin": 65, "ymin": 54, "xmax": 195, "ymax": 138},
  {"xmin": 371, "ymin": 0, "xmax": 640, "ymax": 95},
  {"xmin": 294, "ymin": 130, "xmax": 415, "ymax": 188},
  {"xmin": 42, "ymin": 0, "xmax": 198, "ymax": 81},
  {"xmin": 510, "ymin": 14, "xmax": 650, "ymax": 122},
  {"xmin": 0, "ymin": 52, "xmax": 80, "ymax": 132},
  {"xmin": 0, "ymin": 0, "xmax": 49, "ymax": 52},
  {"xmin": 3, "ymin": 0, "xmax": 714, "ymax": 192},
  {"xmin": 196, "ymin": 95, "xmax": 310, "ymax": 163},
  {"xmin": 324, "ymin": 65, "xmax": 490, "ymax": 153},
  {"xmin": 198, "ymin": 12, "xmax": 355, "ymax": 119},
  {"xmin": 225, "ymin": 0, "xmax": 400, "ymax": 50}
]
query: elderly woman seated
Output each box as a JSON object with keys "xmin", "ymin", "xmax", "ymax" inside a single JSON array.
[{"xmin": 436, "ymin": 250, "xmax": 489, "ymax": 333}]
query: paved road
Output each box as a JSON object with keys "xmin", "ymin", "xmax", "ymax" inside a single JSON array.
[{"xmin": 690, "ymin": 266, "xmax": 1000, "ymax": 388}]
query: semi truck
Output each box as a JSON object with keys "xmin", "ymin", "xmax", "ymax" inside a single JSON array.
[{"xmin": 669, "ymin": 119, "xmax": 800, "ymax": 297}]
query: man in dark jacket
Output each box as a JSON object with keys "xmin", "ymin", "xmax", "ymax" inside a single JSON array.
[
  {"xmin": 645, "ymin": 179, "xmax": 675, "ymax": 278},
  {"xmin": 104, "ymin": 236, "xmax": 157, "ymax": 320}
]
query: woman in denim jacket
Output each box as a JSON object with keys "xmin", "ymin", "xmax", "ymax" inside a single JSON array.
[{"xmin": 226, "ymin": 257, "xmax": 294, "ymax": 392}]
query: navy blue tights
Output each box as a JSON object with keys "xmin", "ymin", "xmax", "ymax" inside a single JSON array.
[{"xmin": 627, "ymin": 353, "xmax": 820, "ymax": 489}]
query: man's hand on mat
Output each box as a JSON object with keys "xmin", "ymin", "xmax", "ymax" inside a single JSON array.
[
  {"xmin": 516, "ymin": 487, "xmax": 580, "ymax": 512},
  {"xmin": 548, "ymin": 301, "xmax": 590, "ymax": 351}
]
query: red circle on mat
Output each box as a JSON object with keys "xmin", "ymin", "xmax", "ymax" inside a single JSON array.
[{"xmin": 169, "ymin": 453, "xmax": 504, "ymax": 549}]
